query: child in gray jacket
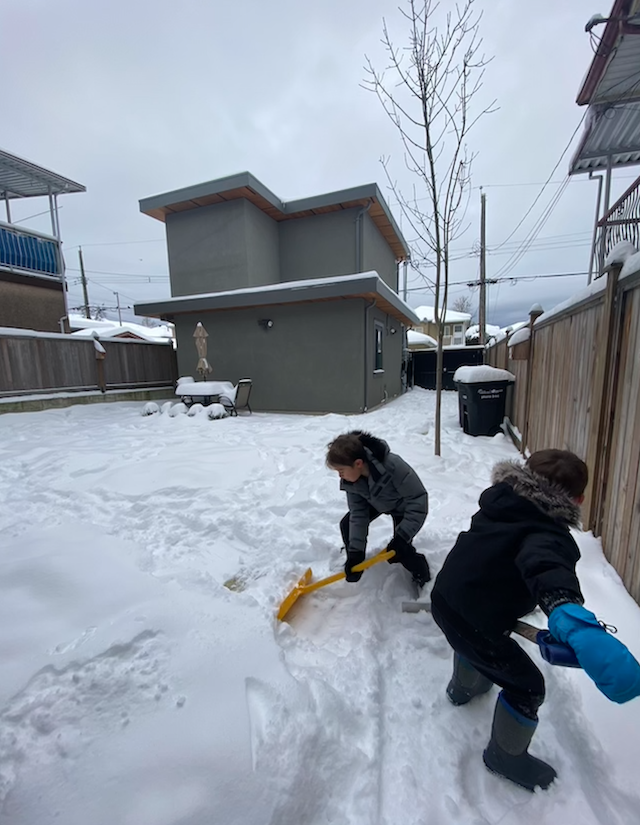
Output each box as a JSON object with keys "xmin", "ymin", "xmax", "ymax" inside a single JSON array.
[{"xmin": 326, "ymin": 431, "xmax": 430, "ymax": 587}]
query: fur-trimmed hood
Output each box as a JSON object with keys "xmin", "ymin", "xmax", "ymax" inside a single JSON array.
[{"xmin": 491, "ymin": 460, "xmax": 582, "ymax": 527}]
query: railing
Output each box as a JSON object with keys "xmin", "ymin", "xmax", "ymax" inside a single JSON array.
[
  {"xmin": 0, "ymin": 221, "xmax": 62, "ymax": 278},
  {"xmin": 594, "ymin": 174, "xmax": 640, "ymax": 275}
]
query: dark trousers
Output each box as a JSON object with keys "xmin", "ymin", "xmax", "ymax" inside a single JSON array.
[
  {"xmin": 431, "ymin": 596, "xmax": 545, "ymax": 720},
  {"xmin": 340, "ymin": 506, "xmax": 429, "ymax": 580}
]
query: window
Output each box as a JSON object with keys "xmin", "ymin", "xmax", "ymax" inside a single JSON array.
[
  {"xmin": 453, "ymin": 324, "xmax": 464, "ymax": 345},
  {"xmin": 374, "ymin": 323, "xmax": 384, "ymax": 371}
]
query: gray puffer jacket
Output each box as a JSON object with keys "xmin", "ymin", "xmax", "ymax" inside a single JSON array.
[{"xmin": 340, "ymin": 432, "xmax": 428, "ymax": 554}]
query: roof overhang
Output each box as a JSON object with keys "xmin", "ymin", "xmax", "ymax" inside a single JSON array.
[
  {"xmin": 134, "ymin": 272, "xmax": 420, "ymax": 327},
  {"xmin": 139, "ymin": 172, "xmax": 410, "ymax": 260},
  {"xmin": 571, "ymin": 1, "xmax": 640, "ymax": 174},
  {"xmin": 569, "ymin": 102, "xmax": 640, "ymax": 173},
  {"xmin": 0, "ymin": 148, "xmax": 86, "ymax": 199}
]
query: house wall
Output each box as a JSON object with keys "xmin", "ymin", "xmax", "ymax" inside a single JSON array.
[
  {"xmin": 0, "ymin": 274, "xmax": 67, "ymax": 333},
  {"xmin": 361, "ymin": 213, "xmax": 398, "ymax": 290},
  {"xmin": 172, "ymin": 300, "xmax": 366, "ymax": 413},
  {"xmin": 279, "ymin": 209, "xmax": 358, "ymax": 282},
  {"xmin": 165, "ymin": 199, "xmax": 279, "ymax": 296},
  {"xmin": 414, "ymin": 319, "xmax": 469, "ymax": 346},
  {"xmin": 366, "ymin": 306, "xmax": 404, "ymax": 410}
]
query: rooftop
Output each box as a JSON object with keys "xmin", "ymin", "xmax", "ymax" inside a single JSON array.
[
  {"xmin": 134, "ymin": 271, "xmax": 420, "ymax": 327},
  {"xmin": 139, "ymin": 172, "xmax": 410, "ymax": 260},
  {"xmin": 413, "ymin": 305, "xmax": 472, "ymax": 323},
  {"xmin": 0, "ymin": 148, "xmax": 86, "ymax": 200}
]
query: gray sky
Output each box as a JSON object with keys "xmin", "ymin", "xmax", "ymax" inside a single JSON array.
[{"xmin": 3, "ymin": 0, "xmax": 633, "ymax": 327}]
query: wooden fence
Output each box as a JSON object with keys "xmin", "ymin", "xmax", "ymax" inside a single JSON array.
[
  {"xmin": 0, "ymin": 331, "xmax": 178, "ymax": 397},
  {"xmin": 487, "ymin": 261, "xmax": 640, "ymax": 603}
]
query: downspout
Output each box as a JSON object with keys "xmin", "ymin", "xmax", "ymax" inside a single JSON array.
[
  {"xmin": 588, "ymin": 171, "xmax": 604, "ymax": 285},
  {"xmin": 363, "ymin": 297, "xmax": 376, "ymax": 411},
  {"xmin": 355, "ymin": 199, "xmax": 374, "ymax": 273}
]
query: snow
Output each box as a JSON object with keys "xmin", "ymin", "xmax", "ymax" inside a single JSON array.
[
  {"xmin": 604, "ymin": 241, "xmax": 637, "ymax": 269},
  {"xmin": 407, "ymin": 329, "xmax": 437, "ymax": 347},
  {"xmin": 621, "ymin": 250, "xmax": 640, "ymax": 279},
  {"xmin": 453, "ymin": 365, "xmax": 516, "ymax": 383},
  {"xmin": 175, "ymin": 381, "xmax": 237, "ymax": 401},
  {"xmin": 0, "ymin": 390, "xmax": 639, "ymax": 824},
  {"xmin": 413, "ymin": 305, "xmax": 471, "ymax": 323},
  {"xmin": 508, "ymin": 326, "xmax": 531, "ymax": 347},
  {"xmin": 69, "ymin": 315, "xmax": 175, "ymax": 345},
  {"xmin": 465, "ymin": 323, "xmax": 501, "ymax": 341}
]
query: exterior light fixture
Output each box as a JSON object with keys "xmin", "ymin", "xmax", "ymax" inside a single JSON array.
[{"xmin": 258, "ymin": 319, "xmax": 274, "ymax": 329}]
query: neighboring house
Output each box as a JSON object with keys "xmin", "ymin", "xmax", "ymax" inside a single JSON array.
[
  {"xmin": 0, "ymin": 149, "xmax": 85, "ymax": 333},
  {"xmin": 69, "ymin": 315, "xmax": 175, "ymax": 346},
  {"xmin": 134, "ymin": 172, "xmax": 417, "ymax": 414},
  {"xmin": 412, "ymin": 305, "xmax": 472, "ymax": 346}
]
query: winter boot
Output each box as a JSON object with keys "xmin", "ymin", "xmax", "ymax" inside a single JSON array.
[
  {"xmin": 446, "ymin": 653, "xmax": 493, "ymax": 705},
  {"xmin": 483, "ymin": 693, "xmax": 557, "ymax": 791}
]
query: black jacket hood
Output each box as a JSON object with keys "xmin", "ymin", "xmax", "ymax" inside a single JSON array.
[
  {"xmin": 350, "ymin": 431, "xmax": 390, "ymax": 463},
  {"xmin": 489, "ymin": 460, "xmax": 582, "ymax": 528}
]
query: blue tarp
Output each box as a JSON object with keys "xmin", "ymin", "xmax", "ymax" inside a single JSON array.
[{"xmin": 0, "ymin": 225, "xmax": 60, "ymax": 276}]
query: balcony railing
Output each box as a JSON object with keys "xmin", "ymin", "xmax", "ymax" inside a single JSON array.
[
  {"xmin": 594, "ymin": 174, "xmax": 640, "ymax": 277},
  {"xmin": 0, "ymin": 221, "xmax": 63, "ymax": 278}
]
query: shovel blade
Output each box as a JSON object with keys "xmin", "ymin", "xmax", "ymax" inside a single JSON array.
[{"xmin": 277, "ymin": 568, "xmax": 313, "ymax": 621}]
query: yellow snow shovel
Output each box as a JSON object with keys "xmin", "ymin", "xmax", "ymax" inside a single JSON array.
[{"xmin": 277, "ymin": 549, "xmax": 396, "ymax": 622}]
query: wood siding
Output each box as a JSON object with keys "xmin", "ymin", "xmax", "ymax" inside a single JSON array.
[{"xmin": 486, "ymin": 271, "xmax": 640, "ymax": 604}]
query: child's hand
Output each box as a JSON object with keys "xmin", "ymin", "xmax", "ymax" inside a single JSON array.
[{"xmin": 549, "ymin": 603, "xmax": 640, "ymax": 703}]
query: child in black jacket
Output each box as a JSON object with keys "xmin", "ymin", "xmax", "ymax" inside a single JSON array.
[{"xmin": 431, "ymin": 449, "xmax": 640, "ymax": 791}]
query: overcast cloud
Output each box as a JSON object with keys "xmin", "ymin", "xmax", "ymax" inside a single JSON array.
[{"xmin": 2, "ymin": 0, "xmax": 633, "ymax": 326}]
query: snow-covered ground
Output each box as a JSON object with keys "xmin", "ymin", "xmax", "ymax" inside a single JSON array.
[{"xmin": 1, "ymin": 389, "xmax": 639, "ymax": 825}]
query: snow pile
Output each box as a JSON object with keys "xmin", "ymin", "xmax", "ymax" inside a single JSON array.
[
  {"xmin": 465, "ymin": 323, "xmax": 502, "ymax": 341},
  {"xmin": 407, "ymin": 329, "xmax": 437, "ymax": 348},
  {"xmin": 604, "ymin": 241, "xmax": 637, "ymax": 269},
  {"xmin": 508, "ymin": 326, "xmax": 531, "ymax": 347},
  {"xmin": 453, "ymin": 365, "xmax": 515, "ymax": 383},
  {"xmin": 0, "ymin": 392, "xmax": 639, "ymax": 824}
]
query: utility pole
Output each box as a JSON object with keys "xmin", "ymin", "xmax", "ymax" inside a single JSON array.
[
  {"xmin": 78, "ymin": 247, "xmax": 91, "ymax": 319},
  {"xmin": 114, "ymin": 292, "xmax": 123, "ymax": 325},
  {"xmin": 479, "ymin": 189, "xmax": 487, "ymax": 346}
]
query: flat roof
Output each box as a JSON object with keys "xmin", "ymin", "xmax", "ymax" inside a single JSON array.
[
  {"xmin": 134, "ymin": 272, "xmax": 420, "ymax": 327},
  {"xmin": 0, "ymin": 148, "xmax": 86, "ymax": 199},
  {"xmin": 569, "ymin": 102, "xmax": 640, "ymax": 173},
  {"xmin": 139, "ymin": 172, "xmax": 410, "ymax": 260}
]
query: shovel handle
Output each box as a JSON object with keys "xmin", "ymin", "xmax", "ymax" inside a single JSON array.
[{"xmin": 300, "ymin": 549, "xmax": 396, "ymax": 595}]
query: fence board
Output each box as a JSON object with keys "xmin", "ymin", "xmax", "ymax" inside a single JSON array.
[{"xmin": 0, "ymin": 333, "xmax": 177, "ymax": 396}]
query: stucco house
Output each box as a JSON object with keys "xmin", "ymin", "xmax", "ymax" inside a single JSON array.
[
  {"xmin": 135, "ymin": 172, "xmax": 418, "ymax": 414},
  {"xmin": 412, "ymin": 305, "xmax": 472, "ymax": 347}
]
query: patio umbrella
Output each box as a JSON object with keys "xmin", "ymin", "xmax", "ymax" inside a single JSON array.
[{"xmin": 193, "ymin": 322, "xmax": 212, "ymax": 379}]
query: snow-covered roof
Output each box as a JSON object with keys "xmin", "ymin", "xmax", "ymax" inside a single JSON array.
[
  {"xmin": 68, "ymin": 315, "xmax": 174, "ymax": 344},
  {"xmin": 407, "ymin": 330, "xmax": 437, "ymax": 348},
  {"xmin": 135, "ymin": 272, "xmax": 421, "ymax": 327},
  {"xmin": 413, "ymin": 305, "xmax": 471, "ymax": 324}
]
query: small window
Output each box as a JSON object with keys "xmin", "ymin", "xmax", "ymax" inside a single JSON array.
[
  {"xmin": 374, "ymin": 323, "xmax": 384, "ymax": 371},
  {"xmin": 453, "ymin": 323, "xmax": 464, "ymax": 345}
]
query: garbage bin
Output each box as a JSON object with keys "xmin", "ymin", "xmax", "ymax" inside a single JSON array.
[{"xmin": 453, "ymin": 365, "xmax": 515, "ymax": 437}]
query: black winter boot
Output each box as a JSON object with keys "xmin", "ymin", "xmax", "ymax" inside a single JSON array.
[
  {"xmin": 446, "ymin": 653, "xmax": 493, "ymax": 705},
  {"xmin": 483, "ymin": 694, "xmax": 557, "ymax": 791}
]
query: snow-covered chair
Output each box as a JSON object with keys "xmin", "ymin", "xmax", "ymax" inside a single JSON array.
[{"xmin": 219, "ymin": 379, "xmax": 252, "ymax": 416}]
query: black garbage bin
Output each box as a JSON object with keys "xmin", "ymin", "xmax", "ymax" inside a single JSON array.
[{"xmin": 453, "ymin": 366, "xmax": 515, "ymax": 437}]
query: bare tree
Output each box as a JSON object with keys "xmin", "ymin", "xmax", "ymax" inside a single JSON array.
[
  {"xmin": 364, "ymin": 0, "xmax": 495, "ymax": 455},
  {"xmin": 452, "ymin": 294, "xmax": 473, "ymax": 315}
]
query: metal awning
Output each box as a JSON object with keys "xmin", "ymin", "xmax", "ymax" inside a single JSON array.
[
  {"xmin": 570, "ymin": 102, "xmax": 640, "ymax": 173},
  {"xmin": 0, "ymin": 148, "xmax": 86, "ymax": 199}
]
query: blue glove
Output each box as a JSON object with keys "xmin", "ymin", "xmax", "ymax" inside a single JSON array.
[{"xmin": 549, "ymin": 603, "xmax": 640, "ymax": 704}]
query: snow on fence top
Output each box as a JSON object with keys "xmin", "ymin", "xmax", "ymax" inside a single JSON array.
[
  {"xmin": 507, "ymin": 327, "xmax": 530, "ymax": 347},
  {"xmin": 453, "ymin": 365, "xmax": 515, "ymax": 383},
  {"xmin": 605, "ymin": 241, "xmax": 638, "ymax": 269}
]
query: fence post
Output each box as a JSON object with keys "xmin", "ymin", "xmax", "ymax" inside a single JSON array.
[
  {"xmin": 520, "ymin": 304, "xmax": 544, "ymax": 456},
  {"xmin": 584, "ymin": 265, "xmax": 622, "ymax": 532}
]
